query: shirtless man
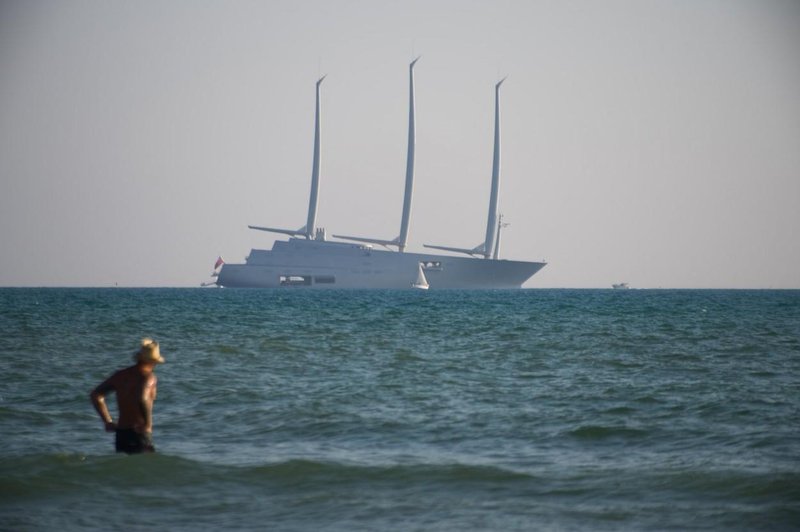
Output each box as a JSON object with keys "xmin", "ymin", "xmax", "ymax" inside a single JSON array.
[{"xmin": 90, "ymin": 338, "xmax": 164, "ymax": 454}]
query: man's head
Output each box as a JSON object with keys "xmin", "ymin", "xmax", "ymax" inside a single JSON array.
[{"xmin": 134, "ymin": 338, "xmax": 165, "ymax": 365}]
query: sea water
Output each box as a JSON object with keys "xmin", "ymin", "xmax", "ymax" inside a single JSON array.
[{"xmin": 0, "ymin": 288, "xmax": 798, "ymax": 531}]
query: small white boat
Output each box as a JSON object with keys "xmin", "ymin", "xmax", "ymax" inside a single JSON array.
[
  {"xmin": 412, "ymin": 263, "xmax": 430, "ymax": 290},
  {"xmin": 612, "ymin": 282, "xmax": 629, "ymax": 290}
]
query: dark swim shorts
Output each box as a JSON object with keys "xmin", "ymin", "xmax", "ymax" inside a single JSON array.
[{"xmin": 115, "ymin": 428, "xmax": 155, "ymax": 454}]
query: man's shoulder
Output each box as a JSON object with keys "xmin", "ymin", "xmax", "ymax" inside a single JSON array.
[
  {"xmin": 94, "ymin": 366, "xmax": 131, "ymax": 392},
  {"xmin": 108, "ymin": 365, "xmax": 140, "ymax": 381},
  {"xmin": 116, "ymin": 365, "xmax": 139, "ymax": 376}
]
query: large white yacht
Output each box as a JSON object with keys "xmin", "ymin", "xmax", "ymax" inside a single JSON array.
[{"xmin": 214, "ymin": 60, "xmax": 546, "ymax": 289}]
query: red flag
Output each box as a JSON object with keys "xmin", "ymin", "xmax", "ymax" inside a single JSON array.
[{"xmin": 214, "ymin": 256, "xmax": 224, "ymax": 269}]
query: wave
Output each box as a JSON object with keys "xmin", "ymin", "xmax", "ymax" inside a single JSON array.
[
  {"xmin": 241, "ymin": 458, "xmax": 534, "ymax": 485},
  {"xmin": 649, "ymin": 469, "xmax": 800, "ymax": 500},
  {"xmin": 0, "ymin": 452, "xmax": 534, "ymax": 498},
  {"xmin": 3, "ymin": 452, "xmax": 799, "ymax": 532}
]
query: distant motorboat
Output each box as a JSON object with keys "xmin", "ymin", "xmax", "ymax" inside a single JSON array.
[
  {"xmin": 612, "ymin": 283, "xmax": 630, "ymax": 290},
  {"xmin": 412, "ymin": 263, "xmax": 430, "ymax": 290}
]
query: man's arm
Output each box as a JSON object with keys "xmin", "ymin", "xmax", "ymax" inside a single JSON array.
[{"xmin": 90, "ymin": 376, "xmax": 118, "ymax": 432}]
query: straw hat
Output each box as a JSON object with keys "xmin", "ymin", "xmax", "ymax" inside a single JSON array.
[{"xmin": 134, "ymin": 338, "xmax": 165, "ymax": 364}]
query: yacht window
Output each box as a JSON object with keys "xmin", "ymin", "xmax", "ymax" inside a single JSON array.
[
  {"xmin": 314, "ymin": 276, "xmax": 336, "ymax": 284},
  {"xmin": 279, "ymin": 275, "xmax": 312, "ymax": 286}
]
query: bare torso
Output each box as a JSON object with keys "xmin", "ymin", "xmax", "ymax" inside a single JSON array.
[{"xmin": 91, "ymin": 364, "xmax": 158, "ymax": 433}]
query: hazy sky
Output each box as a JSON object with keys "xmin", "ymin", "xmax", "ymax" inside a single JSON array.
[{"xmin": 1, "ymin": 0, "xmax": 798, "ymax": 288}]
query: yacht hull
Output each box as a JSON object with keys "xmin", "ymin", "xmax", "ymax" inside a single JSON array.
[{"xmin": 217, "ymin": 239, "xmax": 545, "ymax": 289}]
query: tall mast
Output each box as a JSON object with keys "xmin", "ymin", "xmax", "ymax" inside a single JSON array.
[
  {"xmin": 424, "ymin": 77, "xmax": 508, "ymax": 258},
  {"xmin": 334, "ymin": 58, "xmax": 420, "ymax": 250},
  {"xmin": 397, "ymin": 57, "xmax": 419, "ymax": 252},
  {"xmin": 305, "ymin": 75, "xmax": 326, "ymax": 239},
  {"xmin": 483, "ymin": 77, "xmax": 505, "ymax": 258},
  {"xmin": 249, "ymin": 75, "xmax": 327, "ymax": 240}
]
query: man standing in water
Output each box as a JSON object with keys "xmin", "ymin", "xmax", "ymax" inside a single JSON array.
[{"xmin": 90, "ymin": 338, "xmax": 164, "ymax": 454}]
